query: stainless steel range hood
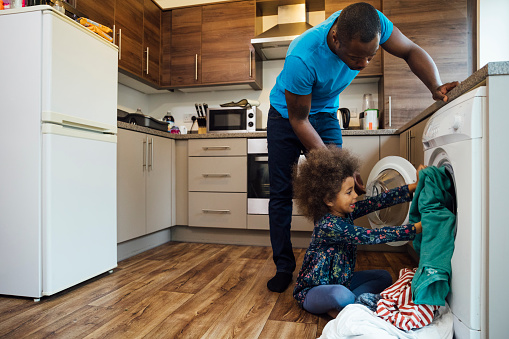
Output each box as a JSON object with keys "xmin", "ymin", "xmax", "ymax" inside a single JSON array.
[{"xmin": 251, "ymin": 4, "xmax": 313, "ymax": 60}]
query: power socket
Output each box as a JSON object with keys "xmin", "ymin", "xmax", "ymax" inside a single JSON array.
[{"xmin": 183, "ymin": 113, "xmax": 194, "ymax": 123}]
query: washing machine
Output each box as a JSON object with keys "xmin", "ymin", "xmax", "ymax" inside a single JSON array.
[{"xmin": 366, "ymin": 86, "xmax": 487, "ymax": 339}]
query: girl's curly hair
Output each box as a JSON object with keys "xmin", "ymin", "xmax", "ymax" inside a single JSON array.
[{"xmin": 293, "ymin": 145, "xmax": 360, "ymax": 222}]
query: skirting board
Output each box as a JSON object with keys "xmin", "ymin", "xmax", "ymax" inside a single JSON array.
[
  {"xmin": 117, "ymin": 228, "xmax": 172, "ymax": 261},
  {"xmin": 116, "ymin": 226, "xmax": 408, "ymax": 263},
  {"xmin": 169, "ymin": 226, "xmax": 406, "ymax": 252}
]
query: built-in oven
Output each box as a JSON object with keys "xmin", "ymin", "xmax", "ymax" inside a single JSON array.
[
  {"xmin": 247, "ymin": 138, "xmax": 305, "ymax": 215},
  {"xmin": 247, "ymin": 138, "xmax": 270, "ymax": 214}
]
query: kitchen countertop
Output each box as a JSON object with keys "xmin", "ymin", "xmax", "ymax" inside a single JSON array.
[
  {"xmin": 117, "ymin": 121, "xmax": 398, "ymax": 139},
  {"xmin": 118, "ymin": 61, "xmax": 509, "ymax": 138}
]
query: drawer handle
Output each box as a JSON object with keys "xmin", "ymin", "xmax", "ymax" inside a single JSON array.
[
  {"xmin": 202, "ymin": 209, "xmax": 231, "ymax": 214},
  {"xmin": 202, "ymin": 146, "xmax": 231, "ymax": 150},
  {"xmin": 202, "ymin": 173, "xmax": 231, "ymax": 178}
]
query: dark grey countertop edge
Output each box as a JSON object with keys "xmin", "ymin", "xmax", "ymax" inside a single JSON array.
[
  {"xmin": 396, "ymin": 61, "xmax": 509, "ymax": 133},
  {"xmin": 118, "ymin": 121, "xmax": 398, "ymax": 138}
]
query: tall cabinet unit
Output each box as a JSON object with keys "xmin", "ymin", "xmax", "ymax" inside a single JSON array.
[
  {"xmin": 117, "ymin": 129, "xmax": 175, "ymax": 243},
  {"xmin": 381, "ymin": 0, "xmax": 469, "ymax": 129}
]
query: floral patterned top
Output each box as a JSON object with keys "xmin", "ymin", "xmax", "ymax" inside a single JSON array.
[{"xmin": 293, "ymin": 185, "xmax": 417, "ymax": 307}]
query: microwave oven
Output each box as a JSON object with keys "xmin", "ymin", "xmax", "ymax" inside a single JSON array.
[{"xmin": 206, "ymin": 106, "xmax": 262, "ymax": 133}]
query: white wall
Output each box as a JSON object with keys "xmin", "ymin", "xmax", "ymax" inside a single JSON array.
[
  {"xmin": 117, "ymin": 84, "xmax": 149, "ymax": 115},
  {"xmin": 478, "ymin": 0, "xmax": 509, "ymax": 68}
]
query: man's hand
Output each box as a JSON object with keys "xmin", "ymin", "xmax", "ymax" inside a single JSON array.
[{"xmin": 432, "ymin": 81, "xmax": 460, "ymax": 102}]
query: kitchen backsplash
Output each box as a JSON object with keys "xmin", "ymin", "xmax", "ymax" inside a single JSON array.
[{"xmin": 117, "ymin": 60, "xmax": 379, "ymax": 132}]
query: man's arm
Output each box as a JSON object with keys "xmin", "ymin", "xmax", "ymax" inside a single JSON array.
[
  {"xmin": 285, "ymin": 89, "xmax": 325, "ymax": 151},
  {"xmin": 381, "ymin": 26, "xmax": 459, "ymax": 102}
]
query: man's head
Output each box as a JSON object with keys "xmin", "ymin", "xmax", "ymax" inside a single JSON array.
[{"xmin": 329, "ymin": 2, "xmax": 382, "ymax": 71}]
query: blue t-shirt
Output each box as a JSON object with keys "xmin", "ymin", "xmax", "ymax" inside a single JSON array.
[{"xmin": 270, "ymin": 10, "xmax": 393, "ymax": 118}]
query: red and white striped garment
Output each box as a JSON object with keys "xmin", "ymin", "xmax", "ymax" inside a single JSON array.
[{"xmin": 376, "ymin": 268, "xmax": 440, "ymax": 331}]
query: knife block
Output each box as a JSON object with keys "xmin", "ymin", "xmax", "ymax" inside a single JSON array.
[{"xmin": 197, "ymin": 117, "xmax": 207, "ymax": 134}]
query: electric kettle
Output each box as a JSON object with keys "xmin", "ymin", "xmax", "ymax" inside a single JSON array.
[{"xmin": 338, "ymin": 108, "xmax": 351, "ymax": 129}]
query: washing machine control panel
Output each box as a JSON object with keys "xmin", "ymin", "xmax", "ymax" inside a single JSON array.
[{"xmin": 423, "ymin": 87, "xmax": 486, "ymax": 150}]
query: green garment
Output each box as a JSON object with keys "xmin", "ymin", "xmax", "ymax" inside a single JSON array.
[{"xmin": 409, "ymin": 166, "xmax": 456, "ymax": 306}]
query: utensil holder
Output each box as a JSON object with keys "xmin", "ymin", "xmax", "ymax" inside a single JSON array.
[{"xmin": 197, "ymin": 117, "xmax": 207, "ymax": 134}]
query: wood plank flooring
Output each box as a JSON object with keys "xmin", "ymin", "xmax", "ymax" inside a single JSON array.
[{"xmin": 0, "ymin": 242, "xmax": 417, "ymax": 338}]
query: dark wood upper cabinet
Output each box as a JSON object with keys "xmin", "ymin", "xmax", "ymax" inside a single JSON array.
[
  {"xmin": 325, "ymin": 0, "xmax": 382, "ymax": 77},
  {"xmin": 160, "ymin": 10, "xmax": 171, "ymax": 87},
  {"xmin": 143, "ymin": 0, "xmax": 160, "ymax": 84},
  {"xmin": 115, "ymin": 0, "xmax": 144, "ymax": 77},
  {"xmin": 382, "ymin": 0, "xmax": 469, "ymax": 128},
  {"xmin": 171, "ymin": 7, "xmax": 202, "ymax": 87},
  {"xmin": 201, "ymin": 0, "xmax": 261, "ymax": 87}
]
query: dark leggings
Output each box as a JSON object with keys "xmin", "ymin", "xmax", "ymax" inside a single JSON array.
[{"xmin": 302, "ymin": 269, "xmax": 392, "ymax": 314}]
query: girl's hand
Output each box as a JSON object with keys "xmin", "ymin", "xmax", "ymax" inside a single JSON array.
[
  {"xmin": 408, "ymin": 165, "xmax": 426, "ymax": 193},
  {"xmin": 414, "ymin": 221, "xmax": 422, "ymax": 234}
]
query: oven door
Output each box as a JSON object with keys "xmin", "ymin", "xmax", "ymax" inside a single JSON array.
[{"xmin": 247, "ymin": 153, "xmax": 270, "ymax": 214}]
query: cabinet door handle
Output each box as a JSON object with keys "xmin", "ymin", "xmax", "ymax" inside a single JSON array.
[
  {"xmin": 113, "ymin": 24, "xmax": 116, "ymax": 45},
  {"xmin": 388, "ymin": 96, "xmax": 392, "ymax": 127},
  {"xmin": 149, "ymin": 138, "xmax": 154, "ymax": 170},
  {"xmin": 408, "ymin": 131, "xmax": 415, "ymax": 166},
  {"xmin": 195, "ymin": 54, "xmax": 198, "ymax": 81},
  {"xmin": 145, "ymin": 47, "xmax": 149, "ymax": 74},
  {"xmin": 202, "ymin": 146, "xmax": 231, "ymax": 150},
  {"xmin": 249, "ymin": 49, "xmax": 252, "ymax": 78},
  {"xmin": 202, "ymin": 173, "xmax": 231, "ymax": 178},
  {"xmin": 202, "ymin": 209, "xmax": 231, "ymax": 214},
  {"xmin": 142, "ymin": 138, "xmax": 147, "ymax": 170},
  {"xmin": 117, "ymin": 28, "xmax": 122, "ymax": 60}
]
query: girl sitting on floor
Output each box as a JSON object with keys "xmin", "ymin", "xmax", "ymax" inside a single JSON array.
[{"xmin": 292, "ymin": 145, "xmax": 423, "ymax": 318}]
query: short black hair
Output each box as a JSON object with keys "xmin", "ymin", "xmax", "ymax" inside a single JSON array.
[
  {"xmin": 293, "ymin": 145, "xmax": 360, "ymax": 222},
  {"xmin": 335, "ymin": 2, "xmax": 381, "ymax": 44}
]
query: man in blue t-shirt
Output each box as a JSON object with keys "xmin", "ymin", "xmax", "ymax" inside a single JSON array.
[{"xmin": 267, "ymin": 2, "xmax": 459, "ymax": 293}]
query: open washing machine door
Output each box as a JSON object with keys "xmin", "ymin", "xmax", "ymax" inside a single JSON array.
[{"xmin": 365, "ymin": 156, "xmax": 417, "ymax": 246}]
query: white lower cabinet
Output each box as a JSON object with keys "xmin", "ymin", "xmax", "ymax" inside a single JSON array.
[
  {"xmin": 117, "ymin": 129, "xmax": 175, "ymax": 243},
  {"xmin": 188, "ymin": 138, "xmax": 247, "ymax": 229}
]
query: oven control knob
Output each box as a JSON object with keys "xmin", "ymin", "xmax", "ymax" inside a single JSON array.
[
  {"xmin": 248, "ymin": 113, "xmax": 254, "ymax": 118},
  {"xmin": 248, "ymin": 122, "xmax": 254, "ymax": 127}
]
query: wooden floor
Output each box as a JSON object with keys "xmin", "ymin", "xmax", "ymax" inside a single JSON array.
[{"xmin": 0, "ymin": 242, "xmax": 417, "ymax": 338}]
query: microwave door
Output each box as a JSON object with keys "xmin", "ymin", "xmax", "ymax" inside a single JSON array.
[{"xmin": 208, "ymin": 108, "xmax": 247, "ymax": 132}]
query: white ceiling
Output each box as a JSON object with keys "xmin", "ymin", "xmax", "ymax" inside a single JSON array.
[{"xmin": 154, "ymin": 0, "xmax": 230, "ymax": 10}]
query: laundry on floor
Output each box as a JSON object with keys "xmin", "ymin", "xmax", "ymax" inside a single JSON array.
[{"xmin": 376, "ymin": 268, "xmax": 440, "ymax": 331}]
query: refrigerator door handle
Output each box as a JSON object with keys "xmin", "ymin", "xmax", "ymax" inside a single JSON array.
[{"xmin": 42, "ymin": 111, "xmax": 116, "ymax": 134}]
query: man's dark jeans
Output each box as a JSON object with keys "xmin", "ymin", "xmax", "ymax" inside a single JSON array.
[{"xmin": 267, "ymin": 105, "xmax": 342, "ymax": 274}]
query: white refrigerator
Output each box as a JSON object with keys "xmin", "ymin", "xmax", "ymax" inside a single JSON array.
[{"xmin": 0, "ymin": 6, "xmax": 118, "ymax": 299}]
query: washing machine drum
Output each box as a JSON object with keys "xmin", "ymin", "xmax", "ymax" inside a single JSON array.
[{"xmin": 365, "ymin": 156, "xmax": 417, "ymax": 246}]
